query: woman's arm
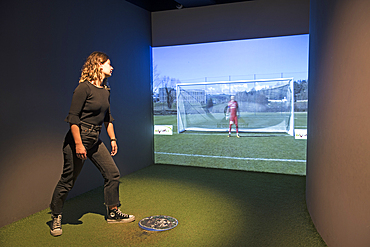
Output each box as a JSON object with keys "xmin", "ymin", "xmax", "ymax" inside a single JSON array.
[
  {"xmin": 105, "ymin": 122, "xmax": 118, "ymax": 156},
  {"xmin": 70, "ymin": 124, "xmax": 87, "ymax": 160}
]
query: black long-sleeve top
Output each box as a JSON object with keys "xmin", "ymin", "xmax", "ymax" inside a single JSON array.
[{"xmin": 64, "ymin": 81, "xmax": 114, "ymax": 126}]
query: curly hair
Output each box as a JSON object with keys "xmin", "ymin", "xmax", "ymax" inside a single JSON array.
[{"xmin": 79, "ymin": 51, "xmax": 109, "ymax": 86}]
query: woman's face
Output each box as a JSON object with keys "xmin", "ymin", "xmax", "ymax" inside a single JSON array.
[{"xmin": 101, "ymin": 59, "xmax": 113, "ymax": 78}]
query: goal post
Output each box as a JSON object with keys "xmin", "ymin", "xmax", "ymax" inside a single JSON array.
[{"xmin": 176, "ymin": 78, "xmax": 294, "ymax": 135}]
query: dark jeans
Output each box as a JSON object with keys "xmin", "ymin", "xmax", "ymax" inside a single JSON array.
[{"xmin": 50, "ymin": 125, "xmax": 120, "ymax": 215}]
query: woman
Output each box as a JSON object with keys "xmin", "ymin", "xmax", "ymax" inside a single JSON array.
[{"xmin": 49, "ymin": 52, "xmax": 135, "ymax": 237}]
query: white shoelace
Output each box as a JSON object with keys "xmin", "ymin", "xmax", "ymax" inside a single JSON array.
[
  {"xmin": 115, "ymin": 209, "xmax": 129, "ymax": 218},
  {"xmin": 52, "ymin": 215, "xmax": 62, "ymax": 229}
]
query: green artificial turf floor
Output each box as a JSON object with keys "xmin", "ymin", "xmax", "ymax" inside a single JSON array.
[{"xmin": 0, "ymin": 164, "xmax": 326, "ymax": 246}]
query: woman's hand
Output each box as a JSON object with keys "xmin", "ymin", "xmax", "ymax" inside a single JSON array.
[
  {"xmin": 110, "ymin": 141, "xmax": 118, "ymax": 156},
  {"xmin": 70, "ymin": 124, "xmax": 87, "ymax": 160},
  {"xmin": 105, "ymin": 122, "xmax": 118, "ymax": 156},
  {"xmin": 76, "ymin": 143, "xmax": 87, "ymax": 160}
]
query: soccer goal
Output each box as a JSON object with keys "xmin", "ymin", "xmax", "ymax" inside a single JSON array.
[{"xmin": 176, "ymin": 78, "xmax": 294, "ymax": 135}]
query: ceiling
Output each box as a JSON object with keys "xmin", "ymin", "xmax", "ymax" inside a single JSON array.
[{"xmin": 125, "ymin": 0, "xmax": 253, "ymax": 12}]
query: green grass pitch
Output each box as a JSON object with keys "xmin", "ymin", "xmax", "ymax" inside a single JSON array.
[{"xmin": 154, "ymin": 112, "xmax": 307, "ymax": 176}]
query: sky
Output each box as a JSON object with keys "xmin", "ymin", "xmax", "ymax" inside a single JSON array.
[{"xmin": 152, "ymin": 34, "xmax": 309, "ymax": 85}]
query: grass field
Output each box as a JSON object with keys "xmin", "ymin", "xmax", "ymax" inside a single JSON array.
[
  {"xmin": 0, "ymin": 164, "xmax": 326, "ymax": 246},
  {"xmin": 154, "ymin": 112, "xmax": 307, "ymax": 175}
]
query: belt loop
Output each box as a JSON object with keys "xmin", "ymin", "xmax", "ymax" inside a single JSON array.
[{"xmin": 80, "ymin": 121, "xmax": 102, "ymax": 131}]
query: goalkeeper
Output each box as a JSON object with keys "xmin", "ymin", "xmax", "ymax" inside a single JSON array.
[{"xmin": 227, "ymin": 96, "xmax": 240, "ymax": 138}]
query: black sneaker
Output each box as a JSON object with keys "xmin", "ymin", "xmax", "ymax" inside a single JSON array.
[
  {"xmin": 50, "ymin": 214, "xmax": 62, "ymax": 236},
  {"xmin": 107, "ymin": 208, "xmax": 135, "ymax": 223}
]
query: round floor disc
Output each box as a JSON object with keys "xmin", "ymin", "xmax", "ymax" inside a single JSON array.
[{"xmin": 138, "ymin": 215, "xmax": 178, "ymax": 231}]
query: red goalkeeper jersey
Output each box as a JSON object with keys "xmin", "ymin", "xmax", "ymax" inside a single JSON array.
[{"xmin": 228, "ymin": 100, "xmax": 238, "ymax": 117}]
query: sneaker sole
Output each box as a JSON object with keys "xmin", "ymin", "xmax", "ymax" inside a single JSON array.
[
  {"xmin": 50, "ymin": 229, "xmax": 62, "ymax": 236},
  {"xmin": 107, "ymin": 216, "xmax": 135, "ymax": 224}
]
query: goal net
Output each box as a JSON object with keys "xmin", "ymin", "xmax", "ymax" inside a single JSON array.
[{"xmin": 176, "ymin": 78, "xmax": 294, "ymax": 135}]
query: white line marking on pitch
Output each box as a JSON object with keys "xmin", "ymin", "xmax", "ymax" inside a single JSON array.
[{"xmin": 155, "ymin": 152, "xmax": 306, "ymax": 163}]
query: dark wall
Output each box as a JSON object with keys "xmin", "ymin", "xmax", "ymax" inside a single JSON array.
[
  {"xmin": 0, "ymin": 0, "xmax": 152, "ymax": 227},
  {"xmin": 307, "ymin": 0, "xmax": 370, "ymax": 246},
  {"xmin": 152, "ymin": 0, "xmax": 310, "ymax": 46}
]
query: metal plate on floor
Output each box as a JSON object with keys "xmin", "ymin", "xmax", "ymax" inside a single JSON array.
[{"xmin": 138, "ymin": 215, "xmax": 178, "ymax": 231}]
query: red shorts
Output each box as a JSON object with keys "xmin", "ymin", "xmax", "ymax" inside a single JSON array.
[{"xmin": 229, "ymin": 115, "xmax": 238, "ymax": 125}]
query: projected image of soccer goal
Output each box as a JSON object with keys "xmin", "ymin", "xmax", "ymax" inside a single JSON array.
[
  {"xmin": 177, "ymin": 78, "xmax": 294, "ymax": 135},
  {"xmin": 153, "ymin": 34, "xmax": 309, "ymax": 175}
]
